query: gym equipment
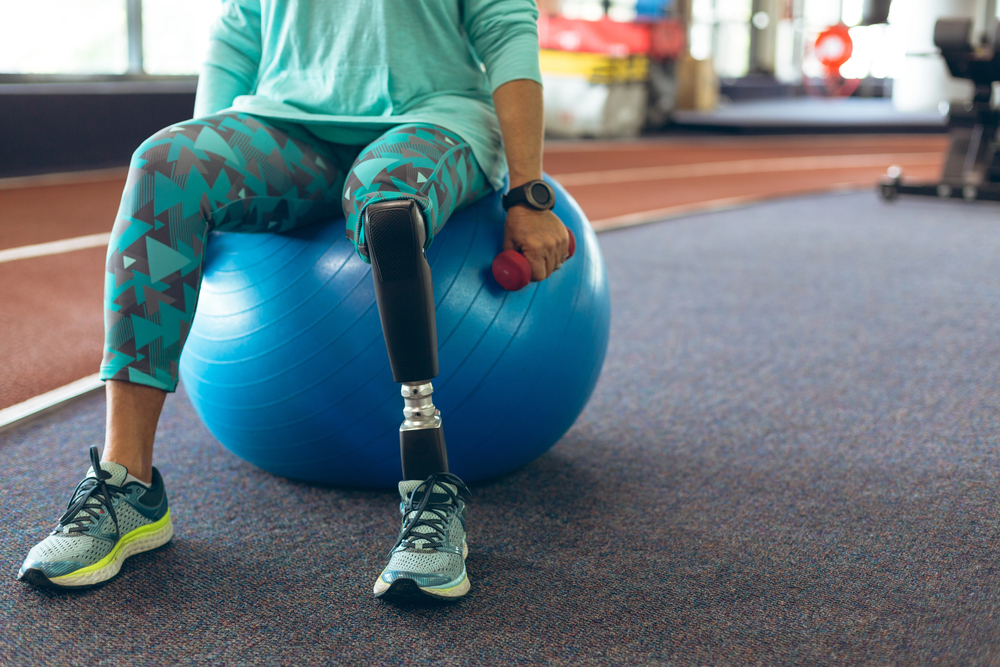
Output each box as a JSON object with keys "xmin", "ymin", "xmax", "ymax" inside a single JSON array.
[
  {"xmin": 880, "ymin": 18, "xmax": 1000, "ymax": 203},
  {"xmin": 178, "ymin": 176, "xmax": 611, "ymax": 488},
  {"xmin": 492, "ymin": 228, "xmax": 576, "ymax": 292}
]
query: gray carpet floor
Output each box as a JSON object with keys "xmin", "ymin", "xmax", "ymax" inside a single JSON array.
[{"xmin": 3, "ymin": 191, "xmax": 1000, "ymax": 665}]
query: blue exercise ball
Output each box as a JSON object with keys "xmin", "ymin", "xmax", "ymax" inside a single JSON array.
[{"xmin": 178, "ymin": 177, "xmax": 611, "ymax": 488}]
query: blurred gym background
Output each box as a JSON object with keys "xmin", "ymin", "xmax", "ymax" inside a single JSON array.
[
  {"xmin": 6, "ymin": 3, "xmax": 1000, "ymax": 663},
  {"xmin": 0, "ymin": 0, "xmax": 987, "ymax": 175}
]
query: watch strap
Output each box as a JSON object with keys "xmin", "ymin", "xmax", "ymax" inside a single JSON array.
[{"xmin": 502, "ymin": 179, "xmax": 555, "ymax": 211}]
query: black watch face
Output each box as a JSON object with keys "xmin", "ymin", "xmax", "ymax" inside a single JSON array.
[{"xmin": 529, "ymin": 182, "xmax": 553, "ymax": 208}]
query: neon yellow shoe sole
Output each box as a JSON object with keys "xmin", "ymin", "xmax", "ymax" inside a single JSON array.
[{"xmin": 18, "ymin": 510, "xmax": 173, "ymax": 590}]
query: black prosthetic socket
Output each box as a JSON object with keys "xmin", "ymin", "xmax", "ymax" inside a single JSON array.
[
  {"xmin": 362, "ymin": 200, "xmax": 449, "ymax": 478},
  {"xmin": 362, "ymin": 200, "xmax": 438, "ymax": 383},
  {"xmin": 401, "ymin": 426, "xmax": 449, "ymax": 480}
]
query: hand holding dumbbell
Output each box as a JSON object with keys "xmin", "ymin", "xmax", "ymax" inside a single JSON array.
[{"xmin": 492, "ymin": 227, "xmax": 576, "ymax": 291}]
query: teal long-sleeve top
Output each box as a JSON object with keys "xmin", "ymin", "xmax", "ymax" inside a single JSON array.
[{"xmin": 194, "ymin": 0, "xmax": 542, "ymax": 191}]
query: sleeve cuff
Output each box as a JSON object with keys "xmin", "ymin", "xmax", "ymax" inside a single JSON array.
[{"xmin": 485, "ymin": 33, "xmax": 543, "ymax": 92}]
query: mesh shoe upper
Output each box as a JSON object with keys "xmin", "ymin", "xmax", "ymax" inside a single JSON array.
[
  {"xmin": 381, "ymin": 473, "xmax": 470, "ymax": 588},
  {"xmin": 20, "ymin": 447, "xmax": 169, "ymax": 580}
]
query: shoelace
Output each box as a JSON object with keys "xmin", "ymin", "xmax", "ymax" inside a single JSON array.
[
  {"xmin": 54, "ymin": 446, "xmax": 121, "ymax": 537},
  {"xmin": 391, "ymin": 472, "xmax": 470, "ymax": 553}
]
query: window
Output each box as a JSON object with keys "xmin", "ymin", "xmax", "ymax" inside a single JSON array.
[
  {"xmin": 0, "ymin": 0, "xmax": 218, "ymax": 76},
  {"xmin": 0, "ymin": 1, "xmax": 129, "ymax": 74},
  {"xmin": 689, "ymin": 0, "xmax": 752, "ymax": 78},
  {"xmin": 143, "ymin": 0, "xmax": 219, "ymax": 75}
]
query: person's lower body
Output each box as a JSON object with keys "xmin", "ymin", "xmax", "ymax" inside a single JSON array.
[
  {"xmin": 345, "ymin": 126, "xmax": 491, "ymax": 601},
  {"xmin": 18, "ymin": 113, "xmax": 491, "ymax": 597}
]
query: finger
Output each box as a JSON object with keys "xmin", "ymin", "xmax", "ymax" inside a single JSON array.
[
  {"xmin": 526, "ymin": 241, "xmax": 557, "ymax": 281},
  {"xmin": 550, "ymin": 234, "xmax": 563, "ymax": 273},
  {"xmin": 542, "ymin": 245, "xmax": 556, "ymax": 280},
  {"xmin": 526, "ymin": 249, "xmax": 548, "ymax": 282},
  {"xmin": 560, "ymin": 227, "xmax": 570, "ymax": 258}
]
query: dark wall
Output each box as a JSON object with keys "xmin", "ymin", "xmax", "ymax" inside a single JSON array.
[{"xmin": 0, "ymin": 83, "xmax": 197, "ymax": 178}]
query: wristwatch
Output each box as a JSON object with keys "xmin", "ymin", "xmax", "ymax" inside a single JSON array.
[{"xmin": 502, "ymin": 179, "xmax": 556, "ymax": 211}]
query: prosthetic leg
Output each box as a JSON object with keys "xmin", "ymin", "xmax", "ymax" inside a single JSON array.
[{"xmin": 360, "ymin": 199, "xmax": 448, "ymax": 480}]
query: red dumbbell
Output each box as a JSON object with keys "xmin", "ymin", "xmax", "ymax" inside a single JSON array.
[{"xmin": 492, "ymin": 228, "xmax": 576, "ymax": 291}]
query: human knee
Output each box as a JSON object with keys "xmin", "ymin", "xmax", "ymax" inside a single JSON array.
[
  {"xmin": 130, "ymin": 115, "xmax": 241, "ymax": 171},
  {"xmin": 129, "ymin": 122, "xmax": 190, "ymax": 170}
]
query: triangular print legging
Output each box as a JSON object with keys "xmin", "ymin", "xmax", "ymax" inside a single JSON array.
[{"xmin": 100, "ymin": 113, "xmax": 492, "ymax": 391}]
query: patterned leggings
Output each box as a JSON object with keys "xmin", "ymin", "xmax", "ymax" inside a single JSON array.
[{"xmin": 100, "ymin": 113, "xmax": 493, "ymax": 391}]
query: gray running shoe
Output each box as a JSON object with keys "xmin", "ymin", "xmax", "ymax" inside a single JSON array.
[
  {"xmin": 17, "ymin": 446, "xmax": 172, "ymax": 590},
  {"xmin": 373, "ymin": 472, "xmax": 471, "ymax": 601}
]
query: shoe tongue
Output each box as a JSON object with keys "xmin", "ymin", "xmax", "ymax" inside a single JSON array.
[
  {"xmin": 398, "ymin": 480, "xmax": 456, "ymax": 502},
  {"xmin": 85, "ymin": 461, "xmax": 129, "ymax": 488}
]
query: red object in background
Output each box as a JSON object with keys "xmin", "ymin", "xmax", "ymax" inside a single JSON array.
[
  {"xmin": 814, "ymin": 23, "xmax": 854, "ymax": 74},
  {"xmin": 649, "ymin": 20, "xmax": 686, "ymax": 60},
  {"xmin": 804, "ymin": 23, "xmax": 860, "ymax": 97},
  {"xmin": 537, "ymin": 15, "xmax": 684, "ymax": 59},
  {"xmin": 539, "ymin": 15, "xmax": 649, "ymax": 56}
]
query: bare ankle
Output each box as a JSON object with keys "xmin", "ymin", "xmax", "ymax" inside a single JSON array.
[
  {"xmin": 101, "ymin": 452, "xmax": 152, "ymax": 484},
  {"xmin": 104, "ymin": 380, "xmax": 164, "ymax": 486}
]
